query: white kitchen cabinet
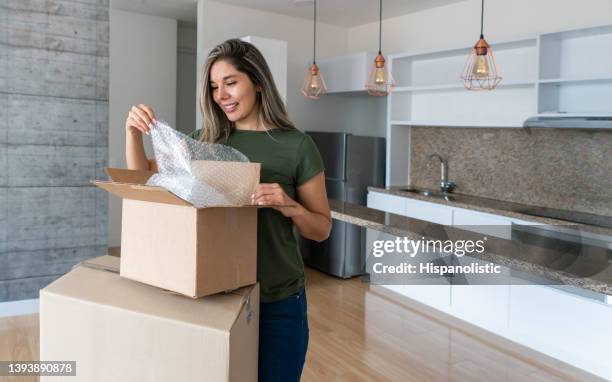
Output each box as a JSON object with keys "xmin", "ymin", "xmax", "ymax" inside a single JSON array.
[
  {"xmin": 317, "ymin": 52, "xmax": 375, "ymax": 93},
  {"xmin": 451, "ymin": 256, "xmax": 512, "ymax": 333},
  {"xmin": 366, "ymin": 192, "xmax": 406, "ymax": 216},
  {"xmin": 367, "ymin": 191, "xmax": 452, "ymax": 313},
  {"xmin": 366, "ymin": 190, "xmax": 612, "ymax": 380},
  {"xmin": 367, "ymin": 191, "xmax": 453, "ymax": 225},
  {"xmin": 404, "ymin": 198, "xmax": 453, "ymax": 225},
  {"xmin": 452, "ymin": 284, "xmax": 511, "ymax": 333},
  {"xmin": 453, "ymin": 208, "xmax": 514, "ymax": 239},
  {"xmin": 508, "ymin": 284, "xmax": 612, "ymax": 380}
]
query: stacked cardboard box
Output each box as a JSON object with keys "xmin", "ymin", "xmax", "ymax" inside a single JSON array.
[
  {"xmin": 40, "ymin": 256, "xmax": 259, "ymax": 381},
  {"xmin": 40, "ymin": 164, "xmax": 261, "ymax": 381},
  {"xmin": 93, "ymin": 166, "xmax": 259, "ymax": 298}
]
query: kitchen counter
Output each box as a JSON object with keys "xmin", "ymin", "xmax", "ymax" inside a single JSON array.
[
  {"xmin": 329, "ymin": 199, "xmax": 612, "ymax": 296},
  {"xmin": 368, "ymin": 186, "xmax": 612, "ymax": 236}
]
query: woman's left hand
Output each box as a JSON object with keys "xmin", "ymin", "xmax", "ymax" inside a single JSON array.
[{"xmin": 252, "ymin": 183, "xmax": 303, "ymax": 218}]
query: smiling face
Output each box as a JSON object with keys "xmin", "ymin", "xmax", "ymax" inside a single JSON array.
[{"xmin": 209, "ymin": 59, "xmax": 259, "ymax": 124}]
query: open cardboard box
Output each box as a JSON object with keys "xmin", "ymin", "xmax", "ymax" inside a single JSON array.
[
  {"xmin": 91, "ymin": 162, "xmax": 260, "ymax": 298},
  {"xmin": 40, "ymin": 255, "xmax": 259, "ymax": 381}
]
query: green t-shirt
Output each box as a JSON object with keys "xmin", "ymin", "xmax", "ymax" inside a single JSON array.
[{"xmin": 188, "ymin": 128, "xmax": 325, "ymax": 302}]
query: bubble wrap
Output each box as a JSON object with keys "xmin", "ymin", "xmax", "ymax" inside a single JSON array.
[{"xmin": 146, "ymin": 120, "xmax": 259, "ymax": 207}]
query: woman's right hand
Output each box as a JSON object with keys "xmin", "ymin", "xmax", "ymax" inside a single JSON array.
[{"xmin": 125, "ymin": 104, "xmax": 157, "ymax": 135}]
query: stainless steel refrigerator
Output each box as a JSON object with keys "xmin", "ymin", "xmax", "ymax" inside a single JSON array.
[{"xmin": 298, "ymin": 132, "xmax": 385, "ymax": 278}]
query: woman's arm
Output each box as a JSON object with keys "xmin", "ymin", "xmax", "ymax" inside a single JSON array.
[
  {"xmin": 252, "ymin": 172, "xmax": 332, "ymax": 242},
  {"xmin": 125, "ymin": 104, "xmax": 157, "ymax": 171},
  {"xmin": 126, "ymin": 129, "xmax": 150, "ymax": 170},
  {"xmin": 291, "ymin": 172, "xmax": 332, "ymax": 242}
]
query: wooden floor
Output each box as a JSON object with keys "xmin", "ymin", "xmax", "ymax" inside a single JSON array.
[{"xmin": 0, "ymin": 267, "xmax": 603, "ymax": 382}]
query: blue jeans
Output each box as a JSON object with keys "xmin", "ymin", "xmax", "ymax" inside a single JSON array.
[{"xmin": 258, "ymin": 287, "xmax": 309, "ymax": 382}]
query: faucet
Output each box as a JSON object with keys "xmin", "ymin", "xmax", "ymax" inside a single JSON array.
[{"xmin": 429, "ymin": 153, "xmax": 456, "ymax": 193}]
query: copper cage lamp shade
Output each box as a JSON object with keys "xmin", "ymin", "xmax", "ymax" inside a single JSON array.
[
  {"xmin": 366, "ymin": 0, "xmax": 396, "ymax": 96},
  {"xmin": 461, "ymin": 36, "xmax": 502, "ymax": 90},
  {"xmin": 301, "ymin": 0, "xmax": 327, "ymax": 99},
  {"xmin": 461, "ymin": 0, "xmax": 502, "ymax": 90},
  {"xmin": 366, "ymin": 52, "xmax": 396, "ymax": 96},
  {"xmin": 301, "ymin": 62, "xmax": 327, "ymax": 99}
]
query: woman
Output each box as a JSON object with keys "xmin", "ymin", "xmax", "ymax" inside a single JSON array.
[{"xmin": 124, "ymin": 39, "xmax": 332, "ymax": 381}]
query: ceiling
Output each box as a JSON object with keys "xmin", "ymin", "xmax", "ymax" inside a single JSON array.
[
  {"xmin": 110, "ymin": 0, "xmax": 199, "ymax": 24},
  {"xmin": 110, "ymin": 0, "xmax": 466, "ymax": 27}
]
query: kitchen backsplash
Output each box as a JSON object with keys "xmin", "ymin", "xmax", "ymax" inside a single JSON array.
[{"xmin": 409, "ymin": 126, "xmax": 612, "ymax": 216}]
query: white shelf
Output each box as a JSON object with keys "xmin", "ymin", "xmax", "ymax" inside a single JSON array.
[
  {"xmin": 539, "ymin": 25, "xmax": 612, "ymax": 81},
  {"xmin": 389, "ymin": 36, "xmax": 537, "ymax": 61},
  {"xmin": 391, "ymin": 38, "xmax": 537, "ymax": 88},
  {"xmin": 539, "ymin": 76, "xmax": 612, "ymax": 84},
  {"xmin": 538, "ymin": 80, "xmax": 612, "ymax": 114},
  {"xmin": 390, "ymin": 85, "xmax": 535, "ymax": 126},
  {"xmin": 395, "ymin": 80, "xmax": 535, "ymax": 93},
  {"xmin": 391, "ymin": 120, "xmax": 523, "ymax": 128},
  {"xmin": 537, "ymin": 24, "xmax": 612, "ymax": 115},
  {"xmin": 387, "ymin": 23, "xmax": 612, "ymax": 130},
  {"xmin": 384, "ymin": 23, "xmax": 612, "ymax": 187},
  {"xmin": 534, "ymin": 112, "xmax": 612, "ymax": 117}
]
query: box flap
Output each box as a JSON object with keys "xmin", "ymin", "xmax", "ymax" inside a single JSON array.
[
  {"xmin": 42, "ymin": 265, "xmax": 257, "ymax": 332},
  {"xmin": 105, "ymin": 168, "xmax": 156, "ymax": 185},
  {"xmin": 91, "ymin": 180, "xmax": 192, "ymax": 207},
  {"xmin": 96, "ymin": 166, "xmax": 290, "ymax": 208}
]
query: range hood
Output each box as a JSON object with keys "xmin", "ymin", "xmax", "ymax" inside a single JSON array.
[{"xmin": 523, "ymin": 114, "xmax": 612, "ymax": 129}]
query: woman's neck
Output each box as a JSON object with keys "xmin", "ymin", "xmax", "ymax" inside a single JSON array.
[{"xmin": 235, "ymin": 105, "xmax": 265, "ymax": 131}]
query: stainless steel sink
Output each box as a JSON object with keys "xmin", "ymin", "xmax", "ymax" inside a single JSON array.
[{"xmin": 399, "ymin": 188, "xmax": 455, "ymax": 201}]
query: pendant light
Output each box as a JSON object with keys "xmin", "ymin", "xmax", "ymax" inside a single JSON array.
[
  {"xmin": 461, "ymin": 0, "xmax": 502, "ymax": 90},
  {"xmin": 366, "ymin": 0, "xmax": 396, "ymax": 96},
  {"xmin": 301, "ymin": 0, "xmax": 326, "ymax": 99}
]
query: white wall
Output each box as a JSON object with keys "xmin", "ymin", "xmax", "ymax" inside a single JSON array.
[
  {"xmin": 241, "ymin": 35, "xmax": 288, "ymax": 104},
  {"xmin": 196, "ymin": 0, "xmax": 375, "ymax": 135},
  {"xmin": 348, "ymin": 0, "xmax": 612, "ymax": 55},
  {"xmin": 108, "ymin": 9, "xmax": 177, "ymax": 246},
  {"xmin": 177, "ymin": 22, "xmax": 197, "ymax": 134}
]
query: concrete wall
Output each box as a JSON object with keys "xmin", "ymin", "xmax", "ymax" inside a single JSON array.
[
  {"xmin": 107, "ymin": 9, "xmax": 177, "ymax": 247},
  {"xmin": 0, "ymin": 0, "xmax": 110, "ymax": 301}
]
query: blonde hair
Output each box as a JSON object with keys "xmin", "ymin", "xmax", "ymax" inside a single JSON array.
[{"xmin": 198, "ymin": 39, "xmax": 296, "ymax": 143}]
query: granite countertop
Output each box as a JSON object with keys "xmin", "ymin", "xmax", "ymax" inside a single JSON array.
[
  {"xmin": 368, "ymin": 186, "xmax": 612, "ymax": 236},
  {"xmin": 329, "ymin": 199, "xmax": 612, "ymax": 296}
]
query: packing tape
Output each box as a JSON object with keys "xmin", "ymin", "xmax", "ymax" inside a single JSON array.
[{"xmin": 229, "ymin": 289, "xmax": 254, "ymax": 325}]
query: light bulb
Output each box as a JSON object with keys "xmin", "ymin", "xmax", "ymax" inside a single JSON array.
[
  {"xmin": 374, "ymin": 67, "xmax": 386, "ymax": 84},
  {"xmin": 472, "ymin": 54, "xmax": 489, "ymax": 78},
  {"xmin": 310, "ymin": 74, "xmax": 319, "ymax": 89}
]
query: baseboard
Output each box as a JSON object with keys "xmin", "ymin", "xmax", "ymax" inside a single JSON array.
[{"xmin": 0, "ymin": 298, "xmax": 39, "ymax": 318}]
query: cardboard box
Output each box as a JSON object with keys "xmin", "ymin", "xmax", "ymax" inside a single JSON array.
[
  {"xmin": 40, "ymin": 256, "xmax": 259, "ymax": 382},
  {"xmin": 92, "ymin": 166, "xmax": 258, "ymax": 298}
]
